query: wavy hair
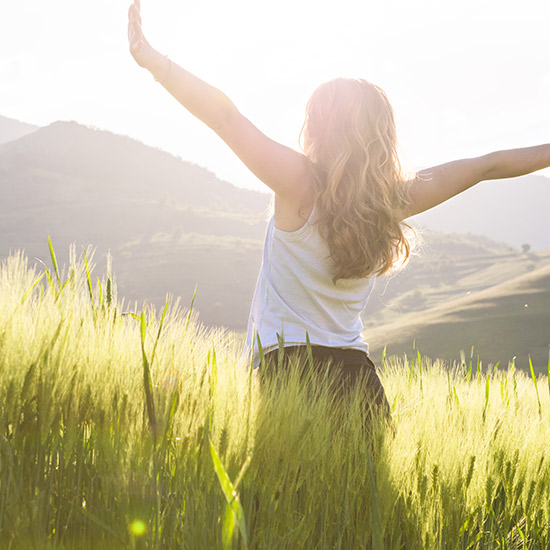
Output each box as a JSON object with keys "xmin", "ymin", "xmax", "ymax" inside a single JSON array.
[{"xmin": 301, "ymin": 78, "xmax": 413, "ymax": 282}]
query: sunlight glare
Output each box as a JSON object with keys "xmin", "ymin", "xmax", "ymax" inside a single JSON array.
[{"xmin": 130, "ymin": 519, "xmax": 147, "ymax": 537}]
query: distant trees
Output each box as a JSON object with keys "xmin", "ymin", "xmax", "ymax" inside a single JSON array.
[
  {"xmin": 400, "ymin": 289, "xmax": 427, "ymax": 311},
  {"xmin": 171, "ymin": 226, "xmax": 183, "ymax": 245}
]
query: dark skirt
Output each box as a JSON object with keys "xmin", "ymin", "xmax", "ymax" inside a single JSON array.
[{"xmin": 262, "ymin": 344, "xmax": 391, "ymax": 422}]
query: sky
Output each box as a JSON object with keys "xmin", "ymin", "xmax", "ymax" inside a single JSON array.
[{"xmin": 1, "ymin": 0, "xmax": 549, "ymax": 191}]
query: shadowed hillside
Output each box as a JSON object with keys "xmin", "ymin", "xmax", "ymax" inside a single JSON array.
[
  {"xmin": 0, "ymin": 120, "xmax": 269, "ymax": 213},
  {"xmin": 366, "ymin": 263, "xmax": 550, "ymax": 374},
  {"xmin": 365, "ymin": 232, "xmax": 550, "ymax": 325}
]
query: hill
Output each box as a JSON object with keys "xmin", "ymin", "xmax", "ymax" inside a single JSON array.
[
  {"xmin": 364, "ymin": 230, "xmax": 550, "ymax": 325},
  {"xmin": 0, "ymin": 120, "xmax": 270, "ymax": 328},
  {"xmin": 410, "ymin": 173, "xmax": 550, "ymax": 250},
  {"xmin": 366, "ymin": 262, "xmax": 550, "ymax": 374},
  {"xmin": 0, "ymin": 115, "xmax": 39, "ymax": 145}
]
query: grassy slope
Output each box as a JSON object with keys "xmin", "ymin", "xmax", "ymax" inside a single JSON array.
[
  {"xmin": 365, "ymin": 241, "xmax": 550, "ymax": 324},
  {"xmin": 366, "ymin": 262, "xmax": 550, "ymax": 374}
]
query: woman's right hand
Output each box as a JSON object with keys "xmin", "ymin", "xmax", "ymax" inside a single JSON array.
[{"xmin": 128, "ymin": 0, "xmax": 158, "ymax": 70}]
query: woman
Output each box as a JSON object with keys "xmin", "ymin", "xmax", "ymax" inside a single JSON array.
[{"xmin": 128, "ymin": 1, "xmax": 550, "ymax": 414}]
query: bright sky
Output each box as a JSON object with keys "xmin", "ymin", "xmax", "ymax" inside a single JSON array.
[{"xmin": 1, "ymin": 0, "xmax": 549, "ymax": 190}]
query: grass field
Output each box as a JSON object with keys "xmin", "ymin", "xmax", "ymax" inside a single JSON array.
[{"xmin": 1, "ymin": 247, "xmax": 550, "ymax": 549}]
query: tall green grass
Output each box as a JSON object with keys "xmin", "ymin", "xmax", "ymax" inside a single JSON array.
[{"xmin": 1, "ymin": 248, "xmax": 549, "ymax": 549}]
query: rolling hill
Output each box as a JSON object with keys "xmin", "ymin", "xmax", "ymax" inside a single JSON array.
[{"xmin": 365, "ymin": 262, "xmax": 550, "ymax": 374}]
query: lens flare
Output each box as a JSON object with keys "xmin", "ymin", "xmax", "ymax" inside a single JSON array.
[
  {"xmin": 130, "ymin": 520, "xmax": 147, "ymax": 537},
  {"xmin": 162, "ymin": 371, "xmax": 181, "ymax": 392}
]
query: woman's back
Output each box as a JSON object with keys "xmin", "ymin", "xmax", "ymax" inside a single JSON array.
[{"xmin": 245, "ymin": 207, "xmax": 375, "ymax": 365}]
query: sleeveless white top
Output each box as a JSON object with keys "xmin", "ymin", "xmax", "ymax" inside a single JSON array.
[{"xmin": 244, "ymin": 208, "xmax": 375, "ymax": 366}]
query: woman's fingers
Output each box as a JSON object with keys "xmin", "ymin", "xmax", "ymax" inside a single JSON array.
[
  {"xmin": 128, "ymin": 2, "xmax": 144, "ymax": 50},
  {"xmin": 128, "ymin": 0, "xmax": 154, "ymax": 69},
  {"xmin": 128, "ymin": 18, "xmax": 138, "ymax": 40},
  {"xmin": 128, "ymin": 25, "xmax": 143, "ymax": 55},
  {"xmin": 129, "ymin": 26, "xmax": 141, "ymax": 48},
  {"xmin": 130, "ymin": 31, "xmax": 144, "ymax": 51},
  {"xmin": 128, "ymin": 3, "xmax": 142, "ymax": 25}
]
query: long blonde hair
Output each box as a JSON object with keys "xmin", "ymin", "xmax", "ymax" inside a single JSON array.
[{"xmin": 301, "ymin": 78, "xmax": 413, "ymax": 282}]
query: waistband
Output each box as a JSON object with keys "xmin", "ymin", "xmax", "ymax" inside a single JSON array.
[{"xmin": 264, "ymin": 344, "xmax": 375, "ymax": 370}]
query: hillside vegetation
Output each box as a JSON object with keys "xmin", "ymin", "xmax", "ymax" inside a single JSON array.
[
  {"xmin": 367, "ymin": 262, "xmax": 550, "ymax": 374},
  {"xmin": 1, "ymin": 250, "xmax": 550, "ymax": 549}
]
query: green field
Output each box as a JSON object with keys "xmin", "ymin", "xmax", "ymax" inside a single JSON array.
[{"xmin": 1, "ymin": 248, "xmax": 550, "ymax": 549}]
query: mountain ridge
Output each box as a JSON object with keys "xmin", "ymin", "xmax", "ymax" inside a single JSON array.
[
  {"xmin": 0, "ymin": 120, "xmax": 270, "ymax": 212},
  {"xmin": 0, "ymin": 115, "xmax": 39, "ymax": 145}
]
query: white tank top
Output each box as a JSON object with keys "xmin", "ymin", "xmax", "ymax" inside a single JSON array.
[{"xmin": 244, "ymin": 207, "xmax": 375, "ymax": 366}]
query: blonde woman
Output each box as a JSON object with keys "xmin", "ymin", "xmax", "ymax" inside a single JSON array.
[{"xmin": 128, "ymin": 2, "xmax": 550, "ymax": 414}]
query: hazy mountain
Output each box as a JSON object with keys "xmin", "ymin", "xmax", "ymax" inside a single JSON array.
[
  {"xmin": 0, "ymin": 120, "xmax": 270, "ymax": 328},
  {"xmin": 410, "ymin": 173, "xmax": 550, "ymax": 250},
  {"xmin": 0, "ymin": 120, "xmax": 269, "ymax": 213},
  {"xmin": 0, "ymin": 115, "xmax": 39, "ymax": 145}
]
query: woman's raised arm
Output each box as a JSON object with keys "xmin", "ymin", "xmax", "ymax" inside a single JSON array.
[
  {"xmin": 404, "ymin": 144, "xmax": 550, "ymax": 218},
  {"xmin": 127, "ymin": 1, "xmax": 311, "ymax": 199}
]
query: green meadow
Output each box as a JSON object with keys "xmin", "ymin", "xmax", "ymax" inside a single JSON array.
[{"xmin": 1, "ymin": 246, "xmax": 550, "ymax": 549}]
